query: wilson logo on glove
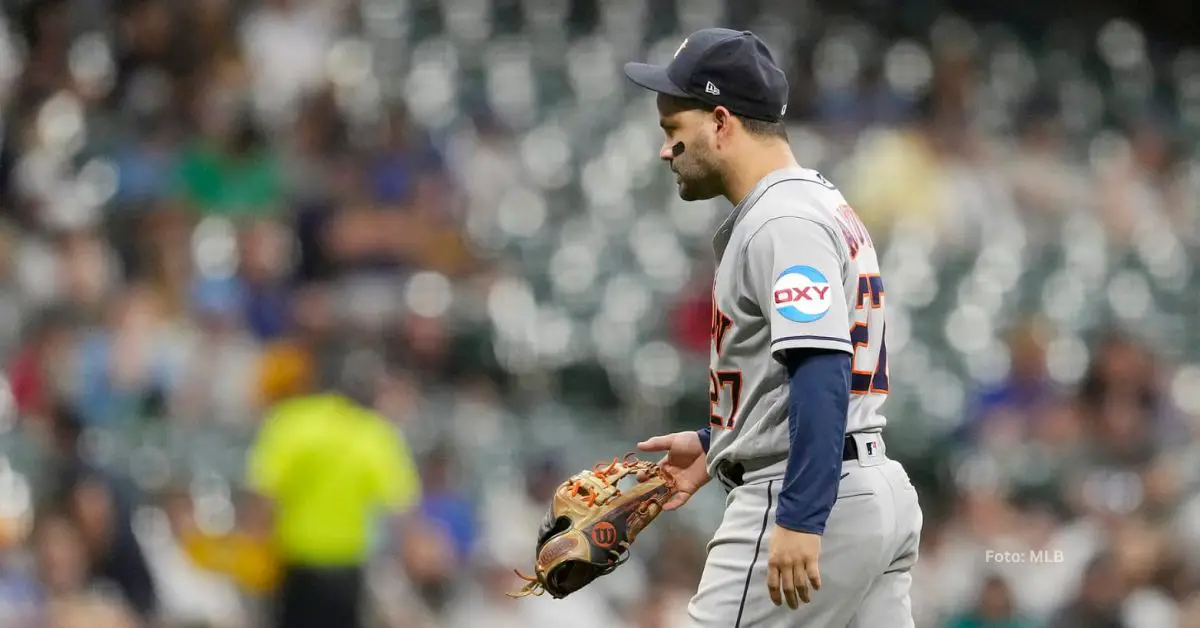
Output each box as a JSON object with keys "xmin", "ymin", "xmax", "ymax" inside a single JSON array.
[
  {"xmin": 590, "ymin": 522, "xmax": 618, "ymax": 548},
  {"xmin": 509, "ymin": 454, "xmax": 677, "ymax": 599}
]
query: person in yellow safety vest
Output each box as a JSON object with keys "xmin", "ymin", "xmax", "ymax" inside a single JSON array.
[{"xmin": 245, "ymin": 348, "xmax": 421, "ymax": 628}]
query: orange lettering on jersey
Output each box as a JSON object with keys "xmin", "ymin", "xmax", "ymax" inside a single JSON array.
[
  {"xmin": 836, "ymin": 204, "xmax": 874, "ymax": 260},
  {"xmin": 710, "ymin": 286, "xmax": 733, "ymax": 355}
]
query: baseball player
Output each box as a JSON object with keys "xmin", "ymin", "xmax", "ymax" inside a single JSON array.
[{"xmin": 624, "ymin": 28, "xmax": 923, "ymax": 627}]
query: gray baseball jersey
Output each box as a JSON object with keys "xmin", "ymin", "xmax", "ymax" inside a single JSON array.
[{"xmin": 705, "ymin": 167, "xmax": 889, "ymax": 474}]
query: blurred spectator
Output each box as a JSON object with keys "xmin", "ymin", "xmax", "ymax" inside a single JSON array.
[
  {"xmin": 845, "ymin": 48, "xmax": 1002, "ymax": 245},
  {"xmin": 444, "ymin": 557, "xmax": 532, "ymax": 628},
  {"xmin": 72, "ymin": 285, "xmax": 181, "ymax": 425},
  {"xmin": 1077, "ymin": 332, "xmax": 1168, "ymax": 469},
  {"xmin": 443, "ymin": 109, "xmax": 520, "ymax": 224},
  {"xmin": 1078, "ymin": 333, "xmax": 1162, "ymax": 418},
  {"xmin": 961, "ymin": 319, "xmax": 1059, "ymax": 446},
  {"xmin": 10, "ymin": 0, "xmax": 73, "ymax": 120},
  {"xmin": 1007, "ymin": 93, "xmax": 1091, "ymax": 225},
  {"xmin": 45, "ymin": 403, "xmax": 159, "ymax": 621},
  {"xmin": 392, "ymin": 515, "xmax": 458, "ymax": 618},
  {"xmin": 1049, "ymin": 552, "xmax": 1128, "ymax": 628},
  {"xmin": 170, "ymin": 274, "xmax": 260, "ymax": 425},
  {"xmin": 666, "ymin": 261, "xmax": 718, "ymax": 358},
  {"xmin": 0, "ymin": 508, "xmax": 121, "ymax": 626},
  {"xmin": 177, "ymin": 488, "xmax": 282, "ymax": 597},
  {"xmin": 443, "ymin": 552, "xmax": 628, "ymax": 628},
  {"xmin": 182, "ymin": 0, "xmax": 247, "ymax": 98},
  {"xmin": 34, "ymin": 512, "xmax": 90, "ymax": 611},
  {"xmin": 1097, "ymin": 115, "xmax": 1190, "ymax": 244},
  {"xmin": 239, "ymin": 0, "xmax": 337, "ymax": 124},
  {"xmin": 108, "ymin": 0, "xmax": 193, "ymax": 118},
  {"xmin": 479, "ymin": 456, "xmax": 564, "ymax": 569},
  {"xmin": 110, "ymin": 115, "xmax": 181, "ymax": 211},
  {"xmin": 368, "ymin": 105, "xmax": 453, "ymax": 210},
  {"xmin": 245, "ymin": 350, "xmax": 421, "ymax": 628},
  {"xmin": 844, "ymin": 103, "xmax": 947, "ymax": 238},
  {"xmin": 625, "ymin": 581, "xmax": 695, "ymax": 628},
  {"xmin": 44, "ymin": 598, "xmax": 140, "ymax": 628},
  {"xmin": 174, "ymin": 108, "xmax": 282, "ymax": 218},
  {"xmin": 319, "ymin": 107, "xmax": 471, "ymax": 279},
  {"xmin": 236, "ymin": 219, "xmax": 297, "ymax": 343},
  {"xmin": 414, "ymin": 445, "xmax": 477, "ymax": 568},
  {"xmin": 8, "ymin": 307, "xmax": 76, "ymax": 419},
  {"xmin": 646, "ymin": 524, "xmax": 708, "ymax": 594},
  {"xmin": 813, "ymin": 60, "xmax": 916, "ymax": 134},
  {"xmin": 279, "ymin": 87, "xmax": 346, "ymax": 204},
  {"xmin": 942, "ymin": 574, "xmax": 1039, "ymax": 628},
  {"xmin": 138, "ymin": 489, "xmax": 248, "ymax": 627},
  {"xmin": 253, "ymin": 282, "xmax": 336, "ymax": 409},
  {"xmin": 1122, "ymin": 554, "xmax": 1183, "ymax": 628}
]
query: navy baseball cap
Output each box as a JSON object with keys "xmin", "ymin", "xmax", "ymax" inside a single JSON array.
[{"xmin": 624, "ymin": 28, "xmax": 790, "ymax": 122}]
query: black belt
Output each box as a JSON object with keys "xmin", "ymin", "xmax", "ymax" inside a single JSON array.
[{"xmin": 717, "ymin": 435, "xmax": 861, "ymax": 489}]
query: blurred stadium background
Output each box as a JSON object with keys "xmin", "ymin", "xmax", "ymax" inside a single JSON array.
[{"xmin": 0, "ymin": 0, "xmax": 1199, "ymax": 625}]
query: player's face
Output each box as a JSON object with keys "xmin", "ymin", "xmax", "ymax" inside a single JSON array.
[{"xmin": 657, "ymin": 95, "xmax": 726, "ymax": 201}]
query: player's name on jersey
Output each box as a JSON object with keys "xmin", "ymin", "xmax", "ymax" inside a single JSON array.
[{"xmin": 983, "ymin": 549, "xmax": 1066, "ymax": 564}]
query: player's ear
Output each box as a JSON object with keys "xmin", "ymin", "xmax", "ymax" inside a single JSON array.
[{"xmin": 710, "ymin": 106, "xmax": 734, "ymax": 142}]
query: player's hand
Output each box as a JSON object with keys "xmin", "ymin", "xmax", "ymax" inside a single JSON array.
[
  {"xmin": 636, "ymin": 431, "xmax": 710, "ymax": 510},
  {"xmin": 767, "ymin": 526, "xmax": 822, "ymax": 609}
]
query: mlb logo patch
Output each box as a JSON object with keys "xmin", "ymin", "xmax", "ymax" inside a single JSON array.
[{"xmin": 861, "ymin": 435, "xmax": 883, "ymax": 460}]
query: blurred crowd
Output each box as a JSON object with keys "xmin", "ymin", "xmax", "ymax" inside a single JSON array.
[
  {"xmin": 0, "ymin": 0, "xmax": 495, "ymax": 624},
  {"xmin": 0, "ymin": 0, "xmax": 1196, "ymax": 626}
]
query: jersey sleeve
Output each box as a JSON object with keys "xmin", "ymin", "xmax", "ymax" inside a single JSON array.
[{"xmin": 742, "ymin": 216, "xmax": 852, "ymax": 360}]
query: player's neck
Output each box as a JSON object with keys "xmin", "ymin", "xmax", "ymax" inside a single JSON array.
[{"xmin": 723, "ymin": 142, "xmax": 801, "ymax": 207}]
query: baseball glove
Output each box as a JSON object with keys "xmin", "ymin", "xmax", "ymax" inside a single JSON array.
[{"xmin": 508, "ymin": 453, "xmax": 676, "ymax": 599}]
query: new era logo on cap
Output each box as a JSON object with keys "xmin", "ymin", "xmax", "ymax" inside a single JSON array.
[{"xmin": 623, "ymin": 28, "xmax": 790, "ymax": 123}]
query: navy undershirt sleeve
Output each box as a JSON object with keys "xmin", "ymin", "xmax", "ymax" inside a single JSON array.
[
  {"xmin": 696, "ymin": 425, "xmax": 712, "ymax": 453},
  {"xmin": 775, "ymin": 348, "xmax": 851, "ymax": 534}
]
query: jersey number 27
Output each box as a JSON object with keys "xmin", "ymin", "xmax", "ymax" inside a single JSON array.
[
  {"xmin": 709, "ymin": 370, "xmax": 742, "ymax": 430},
  {"xmin": 850, "ymin": 274, "xmax": 888, "ymax": 395}
]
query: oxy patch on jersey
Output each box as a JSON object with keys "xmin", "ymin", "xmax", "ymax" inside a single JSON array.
[{"xmin": 772, "ymin": 265, "xmax": 832, "ymax": 323}]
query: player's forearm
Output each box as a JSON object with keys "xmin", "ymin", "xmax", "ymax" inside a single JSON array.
[{"xmin": 776, "ymin": 349, "xmax": 850, "ymax": 534}]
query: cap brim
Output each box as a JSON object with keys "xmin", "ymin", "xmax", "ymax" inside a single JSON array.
[{"xmin": 623, "ymin": 62, "xmax": 690, "ymax": 98}]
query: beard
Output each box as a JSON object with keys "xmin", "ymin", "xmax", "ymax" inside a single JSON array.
[{"xmin": 671, "ymin": 138, "xmax": 724, "ymax": 201}]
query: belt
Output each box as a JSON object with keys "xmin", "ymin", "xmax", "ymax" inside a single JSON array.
[{"xmin": 716, "ymin": 434, "xmax": 864, "ymax": 489}]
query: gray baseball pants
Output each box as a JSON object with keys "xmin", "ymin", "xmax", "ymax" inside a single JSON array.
[{"xmin": 687, "ymin": 442, "xmax": 922, "ymax": 628}]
